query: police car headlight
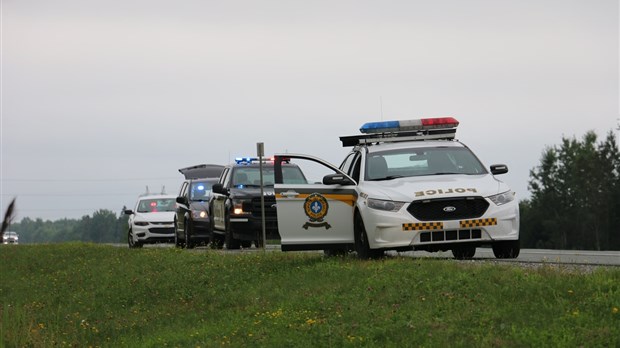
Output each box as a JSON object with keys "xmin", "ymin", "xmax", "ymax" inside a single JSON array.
[
  {"xmin": 232, "ymin": 199, "xmax": 251, "ymax": 215},
  {"xmin": 488, "ymin": 191, "xmax": 515, "ymax": 206},
  {"xmin": 134, "ymin": 221, "xmax": 149, "ymax": 226},
  {"xmin": 367, "ymin": 198, "xmax": 405, "ymax": 212},
  {"xmin": 192, "ymin": 210, "xmax": 207, "ymax": 219}
]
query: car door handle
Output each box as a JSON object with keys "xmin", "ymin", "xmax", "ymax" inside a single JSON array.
[{"xmin": 280, "ymin": 191, "xmax": 299, "ymax": 198}]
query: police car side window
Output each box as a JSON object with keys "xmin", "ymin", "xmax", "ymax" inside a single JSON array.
[
  {"xmin": 179, "ymin": 182, "xmax": 188, "ymax": 197},
  {"xmin": 340, "ymin": 152, "xmax": 356, "ymax": 173},
  {"xmin": 221, "ymin": 168, "xmax": 231, "ymax": 188},
  {"xmin": 350, "ymin": 154, "xmax": 361, "ymax": 183}
]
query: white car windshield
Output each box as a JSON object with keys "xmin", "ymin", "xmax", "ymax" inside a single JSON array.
[
  {"xmin": 365, "ymin": 146, "xmax": 487, "ymax": 181},
  {"xmin": 137, "ymin": 198, "xmax": 176, "ymax": 213}
]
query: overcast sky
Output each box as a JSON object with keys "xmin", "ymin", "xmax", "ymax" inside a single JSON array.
[{"xmin": 1, "ymin": 0, "xmax": 618, "ymax": 221}]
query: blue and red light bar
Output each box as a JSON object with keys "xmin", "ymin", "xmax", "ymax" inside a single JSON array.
[{"xmin": 360, "ymin": 117, "xmax": 459, "ymax": 134}]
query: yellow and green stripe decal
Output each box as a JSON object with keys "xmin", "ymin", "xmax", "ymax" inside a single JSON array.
[
  {"xmin": 403, "ymin": 222, "xmax": 444, "ymax": 231},
  {"xmin": 276, "ymin": 193, "xmax": 357, "ymax": 206},
  {"xmin": 459, "ymin": 218, "xmax": 497, "ymax": 228}
]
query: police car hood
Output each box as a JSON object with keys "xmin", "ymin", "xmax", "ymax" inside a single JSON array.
[
  {"xmin": 364, "ymin": 174, "xmax": 509, "ymax": 201},
  {"xmin": 189, "ymin": 200, "xmax": 209, "ymax": 212},
  {"xmin": 136, "ymin": 211, "xmax": 175, "ymax": 222}
]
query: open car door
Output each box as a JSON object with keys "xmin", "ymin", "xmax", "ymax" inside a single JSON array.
[{"xmin": 274, "ymin": 154, "xmax": 357, "ymax": 251}]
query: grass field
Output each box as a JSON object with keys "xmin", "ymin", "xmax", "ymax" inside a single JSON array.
[{"xmin": 1, "ymin": 243, "xmax": 619, "ymax": 347}]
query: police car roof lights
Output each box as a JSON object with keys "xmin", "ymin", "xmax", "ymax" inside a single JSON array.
[
  {"xmin": 234, "ymin": 157, "xmax": 278, "ymax": 165},
  {"xmin": 341, "ymin": 117, "xmax": 459, "ymax": 147}
]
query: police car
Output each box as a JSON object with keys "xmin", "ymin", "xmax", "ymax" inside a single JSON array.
[
  {"xmin": 210, "ymin": 157, "xmax": 307, "ymax": 249},
  {"xmin": 272, "ymin": 117, "xmax": 520, "ymax": 259}
]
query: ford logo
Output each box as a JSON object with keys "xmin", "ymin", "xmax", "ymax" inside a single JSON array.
[{"xmin": 443, "ymin": 206, "xmax": 457, "ymax": 212}]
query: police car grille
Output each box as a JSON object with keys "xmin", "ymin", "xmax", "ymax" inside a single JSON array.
[
  {"xmin": 250, "ymin": 197, "xmax": 278, "ymax": 218},
  {"xmin": 407, "ymin": 197, "xmax": 489, "ymax": 221}
]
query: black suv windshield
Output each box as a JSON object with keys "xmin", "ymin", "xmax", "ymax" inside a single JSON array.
[
  {"xmin": 366, "ymin": 146, "xmax": 487, "ymax": 180},
  {"xmin": 233, "ymin": 165, "xmax": 307, "ymax": 187}
]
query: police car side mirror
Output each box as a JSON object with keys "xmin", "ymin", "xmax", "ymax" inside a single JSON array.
[
  {"xmin": 212, "ymin": 183, "xmax": 228, "ymax": 195},
  {"xmin": 490, "ymin": 164, "xmax": 509, "ymax": 175},
  {"xmin": 323, "ymin": 174, "xmax": 355, "ymax": 185},
  {"xmin": 124, "ymin": 209, "xmax": 134, "ymax": 215},
  {"xmin": 176, "ymin": 196, "xmax": 187, "ymax": 205}
]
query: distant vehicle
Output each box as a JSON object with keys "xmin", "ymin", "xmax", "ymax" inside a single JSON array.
[
  {"xmin": 125, "ymin": 194, "xmax": 177, "ymax": 248},
  {"xmin": 273, "ymin": 117, "xmax": 520, "ymax": 259},
  {"xmin": 2, "ymin": 231, "xmax": 18, "ymax": 244},
  {"xmin": 174, "ymin": 164, "xmax": 224, "ymax": 249},
  {"xmin": 210, "ymin": 157, "xmax": 307, "ymax": 249}
]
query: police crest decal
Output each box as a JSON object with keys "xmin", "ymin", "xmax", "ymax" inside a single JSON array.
[{"xmin": 303, "ymin": 193, "xmax": 331, "ymax": 229}]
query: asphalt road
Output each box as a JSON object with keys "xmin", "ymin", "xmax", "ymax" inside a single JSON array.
[
  {"xmin": 398, "ymin": 248, "xmax": 620, "ymax": 266},
  {"xmin": 139, "ymin": 243, "xmax": 619, "ymax": 266}
]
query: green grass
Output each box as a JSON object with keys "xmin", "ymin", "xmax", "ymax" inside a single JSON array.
[{"xmin": 1, "ymin": 244, "xmax": 619, "ymax": 347}]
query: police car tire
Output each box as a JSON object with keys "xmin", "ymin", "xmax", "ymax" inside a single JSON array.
[
  {"xmin": 354, "ymin": 212, "xmax": 383, "ymax": 259},
  {"xmin": 184, "ymin": 220, "xmax": 195, "ymax": 249},
  {"xmin": 174, "ymin": 218, "xmax": 184, "ymax": 248},
  {"xmin": 492, "ymin": 240, "xmax": 520, "ymax": 259},
  {"xmin": 451, "ymin": 245, "xmax": 476, "ymax": 259},
  {"xmin": 225, "ymin": 217, "xmax": 241, "ymax": 250}
]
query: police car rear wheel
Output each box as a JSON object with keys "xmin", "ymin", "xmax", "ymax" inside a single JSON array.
[
  {"xmin": 451, "ymin": 245, "xmax": 476, "ymax": 259},
  {"xmin": 492, "ymin": 240, "xmax": 520, "ymax": 259},
  {"xmin": 354, "ymin": 212, "xmax": 383, "ymax": 259}
]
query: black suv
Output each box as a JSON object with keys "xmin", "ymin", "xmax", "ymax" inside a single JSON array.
[
  {"xmin": 209, "ymin": 157, "xmax": 307, "ymax": 249},
  {"xmin": 174, "ymin": 164, "xmax": 224, "ymax": 248}
]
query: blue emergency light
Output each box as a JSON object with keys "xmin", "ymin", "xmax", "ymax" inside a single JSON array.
[
  {"xmin": 360, "ymin": 117, "xmax": 459, "ymax": 134},
  {"xmin": 234, "ymin": 157, "xmax": 258, "ymax": 164}
]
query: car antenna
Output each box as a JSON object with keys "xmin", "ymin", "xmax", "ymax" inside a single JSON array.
[{"xmin": 161, "ymin": 185, "xmax": 166, "ymax": 194}]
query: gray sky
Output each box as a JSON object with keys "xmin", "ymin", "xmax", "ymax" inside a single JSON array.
[{"xmin": 1, "ymin": 0, "xmax": 618, "ymax": 221}]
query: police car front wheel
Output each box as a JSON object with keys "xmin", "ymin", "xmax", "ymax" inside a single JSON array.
[
  {"xmin": 354, "ymin": 212, "xmax": 383, "ymax": 259},
  {"xmin": 492, "ymin": 240, "xmax": 520, "ymax": 259}
]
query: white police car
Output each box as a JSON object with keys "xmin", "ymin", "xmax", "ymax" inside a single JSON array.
[
  {"xmin": 272, "ymin": 117, "xmax": 519, "ymax": 259},
  {"xmin": 125, "ymin": 194, "xmax": 177, "ymax": 248}
]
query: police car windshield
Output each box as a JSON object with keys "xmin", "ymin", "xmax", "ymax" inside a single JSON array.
[
  {"xmin": 190, "ymin": 180, "xmax": 214, "ymax": 201},
  {"xmin": 137, "ymin": 198, "xmax": 176, "ymax": 213},
  {"xmin": 233, "ymin": 166, "xmax": 307, "ymax": 187},
  {"xmin": 365, "ymin": 146, "xmax": 486, "ymax": 181}
]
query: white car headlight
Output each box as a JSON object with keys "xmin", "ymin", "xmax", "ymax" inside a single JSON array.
[
  {"xmin": 488, "ymin": 191, "xmax": 515, "ymax": 206},
  {"xmin": 367, "ymin": 198, "xmax": 405, "ymax": 212}
]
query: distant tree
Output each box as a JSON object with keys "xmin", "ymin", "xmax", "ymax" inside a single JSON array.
[{"xmin": 523, "ymin": 129, "xmax": 620, "ymax": 250}]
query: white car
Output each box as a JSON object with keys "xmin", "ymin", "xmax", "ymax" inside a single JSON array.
[
  {"xmin": 125, "ymin": 194, "xmax": 177, "ymax": 248},
  {"xmin": 272, "ymin": 117, "xmax": 519, "ymax": 259},
  {"xmin": 2, "ymin": 231, "xmax": 19, "ymax": 244}
]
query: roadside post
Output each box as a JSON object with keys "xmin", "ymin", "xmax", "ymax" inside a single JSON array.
[{"xmin": 257, "ymin": 142, "xmax": 266, "ymax": 251}]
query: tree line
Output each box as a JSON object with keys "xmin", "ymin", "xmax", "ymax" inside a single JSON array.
[
  {"xmin": 4, "ymin": 128, "xmax": 619, "ymax": 250},
  {"xmin": 7, "ymin": 209, "xmax": 129, "ymax": 244},
  {"xmin": 520, "ymin": 129, "xmax": 619, "ymax": 250}
]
